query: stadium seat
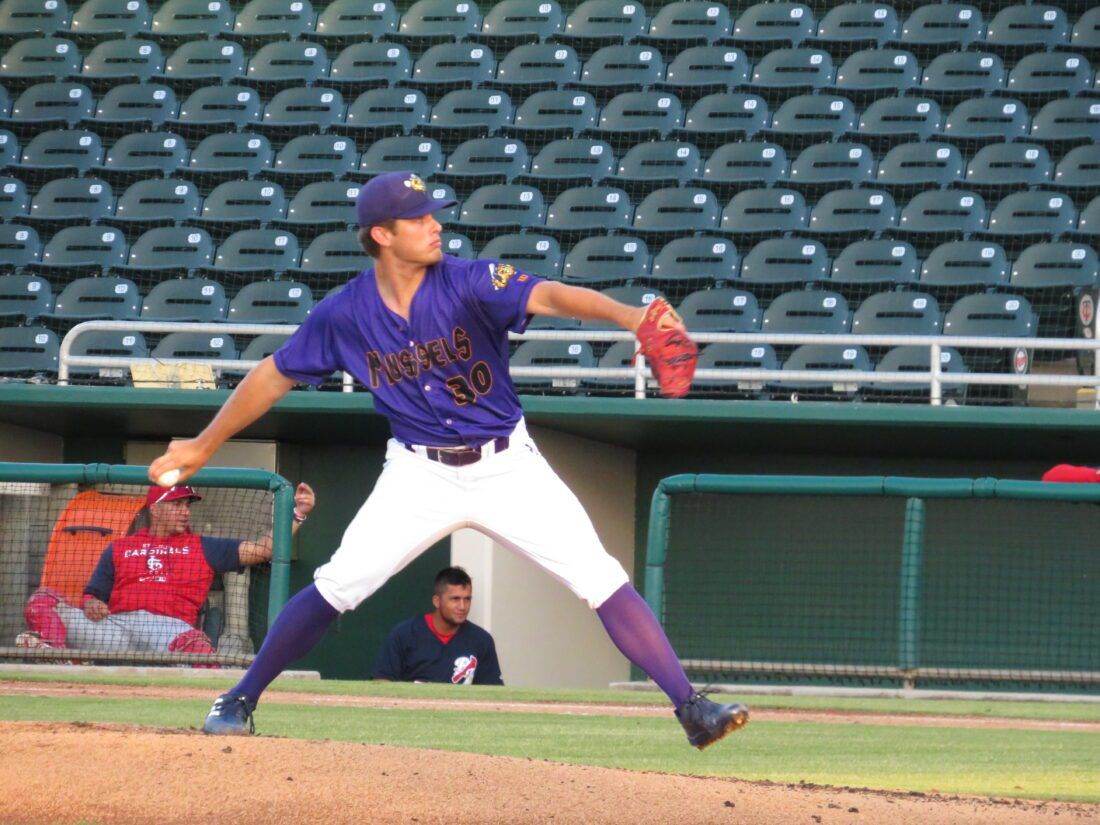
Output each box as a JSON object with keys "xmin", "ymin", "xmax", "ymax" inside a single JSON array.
[
  {"xmin": 37, "ymin": 225, "xmax": 127, "ymax": 275},
  {"xmin": 522, "ymin": 138, "xmax": 614, "ymax": 194},
  {"xmin": 171, "ymin": 85, "xmax": 263, "ymax": 137},
  {"xmin": 65, "ymin": 328, "xmax": 148, "ymax": 379},
  {"xmin": 984, "ymin": 5, "xmax": 1070, "ymax": 52},
  {"xmin": 740, "ymin": 238, "xmax": 829, "ymax": 286},
  {"xmin": 294, "ymin": 230, "xmax": 370, "ymax": 276},
  {"xmin": 920, "ymin": 52, "xmax": 1005, "ymax": 100},
  {"xmin": 762, "ymin": 289, "xmax": 849, "ymax": 333},
  {"xmin": 508, "ymin": 89, "xmax": 598, "ymax": 142},
  {"xmin": 778, "ymin": 343, "xmax": 870, "ymax": 395},
  {"xmin": 282, "ymin": 181, "xmax": 358, "ymax": 239},
  {"xmin": 720, "ymin": 188, "xmax": 808, "ymax": 237},
  {"xmin": 631, "ymin": 186, "xmax": 719, "ymax": 235},
  {"xmin": 98, "ymin": 131, "xmax": 188, "ymax": 186},
  {"xmin": 943, "ymin": 293, "xmax": 1037, "ymax": 338},
  {"xmin": 66, "ymin": 0, "xmax": 151, "ymax": 40},
  {"xmin": 561, "ymin": 235, "xmax": 648, "ymax": 284},
  {"xmin": 1010, "ymin": 243, "xmax": 1099, "ymax": 289},
  {"xmin": 750, "ymin": 47, "xmax": 834, "ymax": 97},
  {"xmin": 677, "ymin": 93, "xmax": 769, "ymax": 143},
  {"xmin": 427, "ymin": 88, "xmax": 513, "ymax": 137},
  {"xmin": 509, "ymin": 339, "xmax": 594, "ymax": 392},
  {"xmin": 985, "ymin": 192, "xmax": 1076, "ymax": 242},
  {"xmin": 1071, "ymin": 8, "xmax": 1100, "ymax": 52},
  {"xmin": 662, "ymin": 50, "xmax": 748, "ymax": 104},
  {"xmin": 185, "ymin": 132, "xmax": 273, "ymax": 184},
  {"xmin": 579, "ymin": 44, "xmax": 665, "ymax": 95},
  {"xmin": 580, "ymin": 339, "xmax": 643, "ymax": 391},
  {"xmin": 239, "ymin": 332, "xmax": 292, "ymax": 362},
  {"xmin": 7, "ymin": 81, "xmax": 93, "ymax": 134},
  {"xmin": 812, "ymin": 2, "xmax": 898, "ymax": 50},
  {"xmin": 942, "ymin": 98, "xmax": 1030, "ymax": 145},
  {"xmin": 1029, "ymin": 99, "xmax": 1100, "ymax": 146},
  {"xmin": 1054, "ymin": 145, "xmax": 1100, "ymax": 195},
  {"xmin": 1, "ymin": 36, "xmax": 80, "ymax": 90},
  {"xmin": 494, "ymin": 43, "xmax": 579, "ymax": 92},
  {"xmin": 677, "ymin": 287, "xmax": 759, "ymax": 332},
  {"xmin": 899, "ymin": 5, "xmax": 983, "ymax": 52},
  {"xmin": 897, "ymin": 190, "xmax": 987, "ymax": 242},
  {"xmin": 197, "ymin": 179, "xmax": 287, "ymax": 240},
  {"xmin": 27, "ymin": 177, "xmax": 114, "ymax": 229},
  {"xmin": 699, "ymin": 141, "xmax": 787, "ymax": 195},
  {"xmin": 808, "ymin": 189, "xmax": 897, "ymax": 240},
  {"xmin": 261, "ymin": 87, "xmax": 346, "ymax": 136},
  {"xmin": 479, "ymin": 233, "xmax": 562, "ymax": 279},
  {"xmin": 141, "ymin": 276, "xmax": 227, "ymax": 321},
  {"xmin": 411, "ymin": 42, "xmax": 495, "ymax": 88},
  {"xmin": 442, "ymin": 136, "xmax": 529, "ymax": 186},
  {"xmin": 245, "ymin": 41, "xmax": 330, "ymax": 90},
  {"xmin": 50, "ymin": 273, "xmax": 139, "ymax": 318},
  {"xmin": 920, "ymin": 241, "xmax": 1009, "ymax": 288},
  {"xmin": 327, "ymin": 42, "xmax": 411, "ymax": 92},
  {"xmin": 788, "ymin": 142, "xmax": 875, "ymax": 190},
  {"xmin": 440, "ymin": 231, "xmax": 474, "ymax": 258},
  {"xmin": 0, "ymin": 325, "xmax": 58, "ymax": 375},
  {"xmin": 150, "ymin": 0, "xmax": 233, "ymax": 43},
  {"xmin": 227, "ymin": 279, "xmax": 312, "ymax": 324},
  {"xmin": 559, "ymin": 0, "xmax": 647, "ymax": 49},
  {"xmin": 965, "ymin": 143, "xmax": 1052, "ymax": 193},
  {"xmin": 0, "ymin": 270, "xmax": 51, "ymax": 318},
  {"xmin": 231, "ymin": 0, "xmax": 315, "ymax": 43},
  {"xmin": 82, "ymin": 38, "xmax": 163, "ymax": 90},
  {"xmin": 211, "ymin": 229, "xmax": 299, "ymax": 275},
  {"xmin": 871, "ymin": 346, "xmax": 967, "ymax": 399},
  {"xmin": 829, "ymin": 240, "xmax": 919, "ymax": 286},
  {"xmin": 649, "ymin": 236, "xmax": 739, "ymax": 283},
  {"xmin": 151, "ymin": 331, "xmax": 237, "ymax": 362},
  {"xmin": 113, "ymin": 179, "xmax": 201, "ymax": 232},
  {"xmin": 580, "ymin": 285, "xmax": 665, "ymax": 329},
  {"xmin": 0, "ymin": 0, "xmax": 71, "ymax": 41},
  {"xmin": 124, "ymin": 226, "xmax": 214, "ymax": 272},
  {"xmin": 644, "ymin": 1, "xmax": 731, "ymax": 45},
  {"xmin": 766, "ymin": 94, "xmax": 857, "ymax": 145},
  {"xmin": 0, "ymin": 177, "xmax": 30, "ymax": 221},
  {"xmin": 0, "ymin": 223, "xmax": 41, "ymax": 270},
  {"xmin": 731, "ymin": 2, "xmax": 815, "ymax": 53},
  {"xmin": 93, "ymin": 83, "xmax": 178, "ymax": 138},
  {"xmin": 0, "ymin": 130, "xmax": 16, "ymax": 169},
  {"xmin": 832, "ymin": 49, "xmax": 919, "ymax": 99},
  {"xmin": 357, "ymin": 135, "xmax": 442, "ymax": 178},
  {"xmin": 478, "ymin": 0, "xmax": 562, "ymax": 43},
  {"xmin": 314, "ymin": 0, "xmax": 396, "ymax": 44},
  {"xmin": 342, "ymin": 88, "xmax": 428, "ymax": 134},
  {"xmin": 608, "ymin": 140, "xmax": 701, "ymax": 195},
  {"xmin": 544, "ymin": 186, "xmax": 632, "ymax": 236},
  {"xmin": 875, "ymin": 142, "xmax": 964, "ymax": 191},
  {"xmin": 1007, "ymin": 53, "xmax": 1092, "ymax": 100},
  {"xmin": 693, "ymin": 342, "xmax": 778, "ymax": 394},
  {"xmin": 857, "ymin": 96, "xmax": 943, "ymax": 145},
  {"xmin": 397, "ymin": 0, "xmax": 481, "ymax": 42},
  {"xmin": 595, "ymin": 91, "xmax": 682, "ymax": 137},
  {"xmin": 454, "ymin": 183, "xmax": 545, "ymax": 234},
  {"xmin": 851, "ymin": 290, "xmax": 941, "ymax": 336},
  {"xmin": 163, "ymin": 40, "xmax": 247, "ymax": 88},
  {"xmin": 19, "ymin": 129, "xmax": 104, "ymax": 182},
  {"xmin": 272, "ymin": 134, "xmax": 358, "ymax": 181}
]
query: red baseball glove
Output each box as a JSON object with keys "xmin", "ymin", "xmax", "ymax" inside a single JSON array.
[{"xmin": 635, "ymin": 298, "xmax": 698, "ymax": 398}]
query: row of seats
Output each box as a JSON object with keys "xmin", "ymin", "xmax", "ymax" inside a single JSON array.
[
  {"xmin": 1, "ymin": 0, "xmax": 1097, "ymax": 53},
  {"xmin": 6, "ymin": 38, "xmax": 1100, "ymax": 99},
  {"xmin": 4, "ymin": 83, "xmax": 1098, "ymax": 154}
]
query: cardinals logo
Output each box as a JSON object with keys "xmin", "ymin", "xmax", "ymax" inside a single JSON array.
[
  {"xmin": 452, "ymin": 655, "xmax": 478, "ymax": 684},
  {"xmin": 147, "ymin": 556, "xmax": 164, "ymax": 573},
  {"xmin": 489, "ymin": 263, "xmax": 516, "ymax": 291},
  {"xmin": 403, "ymin": 173, "xmax": 427, "ymax": 192}
]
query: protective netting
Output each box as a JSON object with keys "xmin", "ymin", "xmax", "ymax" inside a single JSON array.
[
  {"xmin": 0, "ymin": 480, "xmax": 275, "ymax": 667},
  {"xmin": 661, "ymin": 489, "xmax": 1100, "ymax": 692}
]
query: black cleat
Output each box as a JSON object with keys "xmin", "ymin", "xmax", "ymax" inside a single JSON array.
[
  {"xmin": 675, "ymin": 691, "xmax": 749, "ymax": 750},
  {"xmin": 202, "ymin": 693, "xmax": 256, "ymax": 736}
]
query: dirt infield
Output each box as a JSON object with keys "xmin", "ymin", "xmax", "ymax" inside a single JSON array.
[{"xmin": 1, "ymin": 682, "xmax": 1098, "ymax": 825}]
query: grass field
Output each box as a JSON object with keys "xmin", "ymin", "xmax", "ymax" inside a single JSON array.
[{"xmin": 2, "ymin": 671, "xmax": 1099, "ymax": 804}]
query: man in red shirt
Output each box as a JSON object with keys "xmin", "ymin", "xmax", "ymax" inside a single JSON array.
[{"xmin": 19, "ymin": 481, "xmax": 314, "ymax": 658}]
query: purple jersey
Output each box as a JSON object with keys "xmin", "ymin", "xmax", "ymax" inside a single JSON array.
[{"xmin": 274, "ymin": 255, "xmax": 543, "ymax": 447}]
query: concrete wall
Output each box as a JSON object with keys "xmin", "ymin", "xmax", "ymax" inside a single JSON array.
[
  {"xmin": 0, "ymin": 421, "xmax": 63, "ymax": 463},
  {"xmin": 452, "ymin": 424, "xmax": 636, "ymax": 690}
]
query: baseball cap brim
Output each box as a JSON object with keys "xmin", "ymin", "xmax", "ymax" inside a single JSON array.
[{"xmin": 391, "ymin": 196, "xmax": 458, "ymax": 222}]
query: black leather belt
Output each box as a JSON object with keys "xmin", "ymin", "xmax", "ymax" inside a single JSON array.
[{"xmin": 405, "ymin": 436, "xmax": 510, "ymax": 467}]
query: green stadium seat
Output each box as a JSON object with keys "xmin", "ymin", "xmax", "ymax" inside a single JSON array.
[
  {"xmin": 479, "ymin": 233, "xmax": 562, "ymax": 279},
  {"xmin": 812, "ymin": 3, "xmax": 898, "ymax": 50},
  {"xmin": 281, "ymin": 181, "xmax": 358, "ymax": 240},
  {"xmin": 560, "ymin": 235, "xmax": 648, "ymax": 284},
  {"xmin": 765, "ymin": 94, "xmax": 856, "ymax": 146},
  {"xmin": 7, "ymin": 81, "xmax": 93, "ymax": 135},
  {"xmin": 920, "ymin": 241, "xmax": 1009, "ymax": 288},
  {"xmin": 230, "ymin": 0, "xmax": 315, "ymax": 43},
  {"xmin": 494, "ymin": 43, "xmax": 579, "ymax": 93},
  {"xmin": 314, "ymin": 0, "xmax": 396, "ymax": 45},
  {"xmin": 245, "ymin": 41, "xmax": 330, "ymax": 90},
  {"xmin": 0, "ymin": 36, "xmax": 80, "ymax": 91},
  {"xmin": 260, "ymin": 87, "xmax": 346, "ymax": 136},
  {"xmin": 440, "ymin": 231, "xmax": 473, "ymax": 258},
  {"xmin": 985, "ymin": 192, "xmax": 1076, "ymax": 243},
  {"xmin": 66, "ymin": 0, "xmax": 151, "ymax": 40},
  {"xmin": 453, "ymin": 183, "xmax": 545, "ymax": 234},
  {"xmin": 677, "ymin": 287, "xmax": 759, "ymax": 332},
  {"xmin": 442, "ymin": 136, "xmax": 529, "ymax": 185},
  {"xmin": 808, "ymin": 188, "xmax": 897, "ymax": 240},
  {"xmin": 643, "ymin": 1, "xmax": 732, "ymax": 45},
  {"xmin": 659, "ymin": 46, "xmax": 749, "ymax": 98},
  {"xmin": 427, "ymin": 88, "xmax": 513, "ymax": 137},
  {"xmin": 942, "ymin": 98, "xmax": 1031, "ymax": 145},
  {"xmin": 508, "ymin": 89, "xmax": 598, "ymax": 143},
  {"xmin": 631, "ymin": 186, "xmax": 719, "ymax": 236},
  {"xmin": 522, "ymin": 138, "xmax": 614, "ymax": 194},
  {"xmin": 920, "ymin": 52, "xmax": 1005, "ymax": 101},
  {"xmin": 150, "ymin": 0, "xmax": 233, "ymax": 44},
  {"xmin": 26, "ymin": 177, "xmax": 114, "ymax": 230},
  {"xmin": 581, "ymin": 285, "xmax": 665, "ymax": 330},
  {"xmin": 1054, "ymin": 146, "xmax": 1100, "ymax": 196},
  {"xmin": 124, "ymin": 226, "xmax": 214, "ymax": 272},
  {"xmin": 239, "ymin": 332, "xmax": 291, "ymax": 362},
  {"xmin": 0, "ymin": 176, "xmax": 29, "ymax": 221},
  {"xmin": 965, "ymin": 143, "xmax": 1052, "ymax": 193},
  {"xmin": 898, "ymin": 191, "xmax": 987, "ymax": 246},
  {"xmin": 762, "ymin": 289, "xmax": 850, "ymax": 333},
  {"xmin": 0, "ymin": 324, "xmax": 57, "ymax": 375},
  {"xmin": 1071, "ymin": 8, "xmax": 1100, "ymax": 52},
  {"xmin": 396, "ymin": 0, "xmax": 481, "ymax": 43},
  {"xmin": 870, "ymin": 346, "xmax": 967, "ymax": 399},
  {"xmin": 271, "ymin": 134, "xmax": 358, "ymax": 181},
  {"xmin": 899, "ymin": 5, "xmax": 983, "ymax": 52},
  {"xmin": 698, "ymin": 141, "xmax": 787, "ymax": 195},
  {"xmin": 151, "ymin": 331, "xmax": 237, "ymax": 362},
  {"xmin": 65, "ymin": 328, "xmax": 148, "ymax": 379},
  {"xmin": 1007, "ymin": 53, "xmax": 1092, "ymax": 101},
  {"xmin": 942, "ymin": 293, "xmax": 1037, "ymax": 338},
  {"xmin": 649, "ymin": 236, "xmax": 738, "ymax": 283},
  {"xmin": 211, "ymin": 229, "xmax": 299, "ymax": 276},
  {"xmin": 857, "ymin": 96, "xmax": 943, "ymax": 146},
  {"xmin": 581, "ymin": 339, "xmax": 643, "ymax": 392},
  {"xmin": 720, "ymin": 188, "xmax": 808, "ymax": 238},
  {"xmin": 170, "ymin": 85, "xmax": 263, "ymax": 138},
  {"xmin": 39, "ymin": 228, "xmax": 128, "ymax": 276},
  {"xmin": 81, "ymin": 38, "xmax": 163, "ymax": 90},
  {"xmin": 788, "ymin": 142, "xmax": 875, "ymax": 190},
  {"xmin": 579, "ymin": 44, "xmax": 665, "ymax": 95},
  {"xmin": 509, "ymin": 339, "xmax": 594, "ymax": 393},
  {"xmin": 184, "ymin": 133, "xmax": 273, "ymax": 187},
  {"xmin": 0, "ymin": 0, "xmax": 70, "ymax": 42},
  {"xmin": 50, "ymin": 274, "xmax": 139, "ymax": 318},
  {"xmin": 98, "ymin": 131, "xmax": 188, "ymax": 187},
  {"xmin": 595, "ymin": 91, "xmax": 682, "ymax": 137},
  {"xmin": 1010, "ymin": 243, "xmax": 1099, "ymax": 290},
  {"xmin": 851, "ymin": 290, "xmax": 941, "ymax": 336},
  {"xmin": 830, "ymin": 240, "xmax": 919, "ymax": 286},
  {"xmin": 227, "ymin": 279, "xmax": 312, "ymax": 324},
  {"xmin": 779, "ymin": 344, "xmax": 869, "ymax": 396},
  {"xmin": 1029, "ymin": 98, "xmax": 1100, "ymax": 146},
  {"xmin": 833, "ymin": 49, "xmax": 919, "ymax": 100},
  {"xmin": 693, "ymin": 342, "xmax": 777, "ymax": 394},
  {"xmin": 0, "ymin": 129, "xmax": 16, "ymax": 169},
  {"xmin": 357, "ymin": 135, "xmax": 442, "ymax": 178},
  {"xmin": 0, "ymin": 270, "xmax": 51, "ymax": 318},
  {"xmin": 328, "ymin": 43, "xmax": 412, "ymax": 92},
  {"xmin": 411, "ymin": 42, "xmax": 495, "ymax": 88},
  {"xmin": 477, "ymin": 0, "xmax": 561, "ymax": 43},
  {"xmin": 544, "ymin": 185, "xmax": 632, "ymax": 236},
  {"xmin": 19, "ymin": 129, "xmax": 104, "ymax": 182},
  {"xmin": 294, "ymin": 230, "xmax": 370, "ymax": 277},
  {"xmin": 750, "ymin": 47, "xmax": 834, "ymax": 98},
  {"xmin": 559, "ymin": 0, "xmax": 647, "ymax": 50},
  {"xmin": 141, "ymin": 276, "xmax": 227, "ymax": 321},
  {"xmin": 984, "ymin": 5, "xmax": 1069, "ymax": 52},
  {"xmin": 607, "ymin": 140, "xmax": 701, "ymax": 196},
  {"xmin": 731, "ymin": 2, "xmax": 815, "ymax": 53},
  {"xmin": 197, "ymin": 179, "xmax": 287, "ymax": 240},
  {"xmin": 0, "ymin": 224, "xmax": 41, "ymax": 272},
  {"xmin": 93, "ymin": 83, "xmax": 178, "ymax": 138},
  {"xmin": 740, "ymin": 238, "xmax": 829, "ymax": 286},
  {"xmin": 162, "ymin": 40, "xmax": 247, "ymax": 89},
  {"xmin": 875, "ymin": 142, "xmax": 963, "ymax": 192},
  {"xmin": 342, "ymin": 88, "xmax": 428, "ymax": 135}
]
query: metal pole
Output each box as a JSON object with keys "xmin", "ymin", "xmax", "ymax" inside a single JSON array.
[
  {"xmin": 898, "ymin": 497, "xmax": 925, "ymax": 690},
  {"xmin": 930, "ymin": 343, "xmax": 942, "ymax": 407}
]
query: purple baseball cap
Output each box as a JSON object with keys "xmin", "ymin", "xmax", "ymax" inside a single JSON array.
[{"xmin": 356, "ymin": 171, "xmax": 457, "ymax": 229}]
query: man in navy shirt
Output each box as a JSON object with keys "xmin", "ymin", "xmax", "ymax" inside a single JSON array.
[
  {"xmin": 372, "ymin": 566, "xmax": 502, "ymax": 685},
  {"xmin": 153, "ymin": 171, "xmax": 747, "ymax": 748}
]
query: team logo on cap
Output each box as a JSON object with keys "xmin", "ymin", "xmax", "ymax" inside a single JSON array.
[
  {"xmin": 489, "ymin": 262, "xmax": 516, "ymax": 291},
  {"xmin": 403, "ymin": 173, "xmax": 426, "ymax": 192}
]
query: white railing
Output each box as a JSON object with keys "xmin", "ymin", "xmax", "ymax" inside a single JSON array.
[{"xmin": 58, "ymin": 320, "xmax": 1100, "ymax": 407}]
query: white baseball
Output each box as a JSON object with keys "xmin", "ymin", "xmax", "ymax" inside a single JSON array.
[{"xmin": 156, "ymin": 469, "xmax": 181, "ymax": 487}]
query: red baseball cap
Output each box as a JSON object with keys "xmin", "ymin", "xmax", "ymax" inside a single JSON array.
[{"xmin": 146, "ymin": 484, "xmax": 203, "ymax": 506}]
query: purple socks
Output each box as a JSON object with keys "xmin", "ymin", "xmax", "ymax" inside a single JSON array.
[
  {"xmin": 232, "ymin": 583, "xmax": 339, "ymax": 703},
  {"xmin": 596, "ymin": 583, "xmax": 694, "ymax": 708}
]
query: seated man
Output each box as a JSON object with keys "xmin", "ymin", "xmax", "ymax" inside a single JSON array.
[
  {"xmin": 372, "ymin": 566, "xmax": 503, "ymax": 685},
  {"xmin": 20, "ymin": 481, "xmax": 315, "ymax": 657}
]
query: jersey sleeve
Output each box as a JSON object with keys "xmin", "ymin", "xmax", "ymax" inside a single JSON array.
[
  {"xmin": 200, "ymin": 537, "xmax": 245, "ymax": 574},
  {"xmin": 83, "ymin": 546, "xmax": 115, "ymax": 602},
  {"xmin": 272, "ymin": 295, "xmax": 345, "ymax": 386},
  {"xmin": 370, "ymin": 623, "xmax": 409, "ymax": 680},
  {"xmin": 474, "ymin": 631, "xmax": 504, "ymax": 686},
  {"xmin": 468, "ymin": 260, "xmax": 544, "ymax": 334}
]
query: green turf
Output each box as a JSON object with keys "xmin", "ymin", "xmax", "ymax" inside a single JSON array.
[{"xmin": 2, "ymin": 693, "xmax": 1098, "ymax": 803}]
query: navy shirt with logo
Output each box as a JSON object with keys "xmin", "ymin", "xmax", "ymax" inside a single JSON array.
[
  {"xmin": 371, "ymin": 615, "xmax": 504, "ymax": 685},
  {"xmin": 274, "ymin": 255, "xmax": 542, "ymax": 447}
]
